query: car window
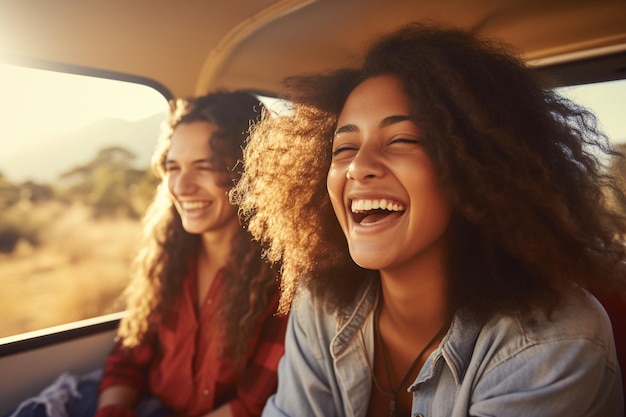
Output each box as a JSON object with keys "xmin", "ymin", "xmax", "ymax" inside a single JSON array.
[
  {"xmin": 557, "ymin": 79, "xmax": 626, "ymax": 213},
  {"xmin": 558, "ymin": 79, "xmax": 626, "ymax": 146},
  {"xmin": 0, "ymin": 64, "xmax": 170, "ymax": 341}
]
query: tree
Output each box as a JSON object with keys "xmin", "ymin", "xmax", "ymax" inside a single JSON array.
[{"xmin": 60, "ymin": 146, "xmax": 150, "ymax": 218}]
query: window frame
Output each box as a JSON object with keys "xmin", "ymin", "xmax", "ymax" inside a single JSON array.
[{"xmin": 0, "ymin": 60, "xmax": 172, "ymax": 355}]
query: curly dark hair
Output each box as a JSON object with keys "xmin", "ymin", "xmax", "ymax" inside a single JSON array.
[
  {"xmin": 118, "ymin": 91, "xmax": 278, "ymax": 362},
  {"xmin": 231, "ymin": 22, "xmax": 626, "ymax": 321}
]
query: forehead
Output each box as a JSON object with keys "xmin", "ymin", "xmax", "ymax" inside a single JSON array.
[
  {"xmin": 338, "ymin": 75, "xmax": 411, "ymax": 125},
  {"xmin": 167, "ymin": 121, "xmax": 217, "ymax": 157}
]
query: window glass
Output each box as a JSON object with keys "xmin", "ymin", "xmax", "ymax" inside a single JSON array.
[
  {"xmin": 0, "ymin": 64, "xmax": 169, "ymax": 340},
  {"xmin": 558, "ymin": 79, "xmax": 626, "ymax": 145},
  {"xmin": 557, "ymin": 79, "xmax": 626, "ymax": 214}
]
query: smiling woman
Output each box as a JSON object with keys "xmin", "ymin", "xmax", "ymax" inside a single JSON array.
[{"xmin": 230, "ymin": 22, "xmax": 626, "ymax": 417}]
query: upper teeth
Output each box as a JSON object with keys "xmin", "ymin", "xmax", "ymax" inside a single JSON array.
[
  {"xmin": 351, "ymin": 199, "xmax": 404, "ymax": 213},
  {"xmin": 181, "ymin": 201, "xmax": 208, "ymax": 210}
]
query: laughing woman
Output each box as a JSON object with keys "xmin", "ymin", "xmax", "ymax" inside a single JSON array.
[
  {"xmin": 230, "ymin": 23, "xmax": 626, "ymax": 417},
  {"xmin": 95, "ymin": 91, "xmax": 287, "ymax": 417}
]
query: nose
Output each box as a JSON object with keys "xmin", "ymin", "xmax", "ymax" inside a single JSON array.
[
  {"xmin": 170, "ymin": 169, "xmax": 197, "ymax": 196},
  {"xmin": 346, "ymin": 144, "xmax": 384, "ymax": 181}
]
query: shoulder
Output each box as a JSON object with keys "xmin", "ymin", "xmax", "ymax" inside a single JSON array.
[
  {"xmin": 479, "ymin": 288, "xmax": 617, "ymax": 371},
  {"xmin": 442, "ymin": 289, "xmax": 623, "ymax": 416},
  {"xmin": 289, "ymin": 280, "xmax": 377, "ymax": 355},
  {"xmin": 289, "ymin": 287, "xmax": 338, "ymax": 338},
  {"xmin": 291, "ymin": 279, "xmax": 376, "ymax": 327}
]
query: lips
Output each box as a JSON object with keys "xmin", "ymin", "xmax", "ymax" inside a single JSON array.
[
  {"xmin": 350, "ymin": 198, "xmax": 405, "ymax": 224},
  {"xmin": 180, "ymin": 200, "xmax": 210, "ymax": 211}
]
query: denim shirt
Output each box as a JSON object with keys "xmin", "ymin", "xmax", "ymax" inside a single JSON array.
[{"xmin": 262, "ymin": 280, "xmax": 623, "ymax": 417}]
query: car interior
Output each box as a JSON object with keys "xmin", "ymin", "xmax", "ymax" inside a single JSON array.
[{"xmin": 0, "ymin": 0, "xmax": 625, "ymax": 411}]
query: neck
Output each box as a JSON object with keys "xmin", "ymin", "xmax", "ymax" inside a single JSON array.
[
  {"xmin": 380, "ymin": 278, "xmax": 446, "ymax": 330},
  {"xmin": 378, "ymin": 242, "xmax": 449, "ymax": 334},
  {"xmin": 199, "ymin": 219, "xmax": 239, "ymax": 266},
  {"xmin": 368, "ymin": 269, "xmax": 449, "ymax": 417}
]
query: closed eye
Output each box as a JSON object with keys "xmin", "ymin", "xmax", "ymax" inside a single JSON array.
[
  {"xmin": 390, "ymin": 138, "xmax": 420, "ymax": 145},
  {"xmin": 164, "ymin": 163, "xmax": 179, "ymax": 173},
  {"xmin": 331, "ymin": 145, "xmax": 358, "ymax": 158},
  {"xmin": 388, "ymin": 138, "xmax": 423, "ymax": 152},
  {"xmin": 196, "ymin": 163, "xmax": 215, "ymax": 171},
  {"xmin": 196, "ymin": 157, "xmax": 226, "ymax": 172}
]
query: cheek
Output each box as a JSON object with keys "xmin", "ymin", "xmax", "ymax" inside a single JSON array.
[
  {"xmin": 326, "ymin": 167, "xmax": 346, "ymax": 221},
  {"xmin": 200, "ymin": 174, "xmax": 226, "ymax": 192},
  {"xmin": 217, "ymin": 171, "xmax": 237, "ymax": 188},
  {"xmin": 413, "ymin": 178, "xmax": 451, "ymax": 231}
]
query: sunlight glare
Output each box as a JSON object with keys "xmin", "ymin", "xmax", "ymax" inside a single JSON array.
[{"xmin": 0, "ymin": 64, "xmax": 169, "ymax": 155}]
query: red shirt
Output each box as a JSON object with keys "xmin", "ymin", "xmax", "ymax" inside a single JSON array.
[{"xmin": 99, "ymin": 267, "xmax": 288, "ymax": 417}]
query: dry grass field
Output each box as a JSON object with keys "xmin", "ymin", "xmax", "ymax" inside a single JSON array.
[{"xmin": 0, "ymin": 201, "xmax": 142, "ymax": 338}]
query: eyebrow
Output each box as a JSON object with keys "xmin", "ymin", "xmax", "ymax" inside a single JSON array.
[{"xmin": 334, "ymin": 114, "xmax": 411, "ymax": 136}]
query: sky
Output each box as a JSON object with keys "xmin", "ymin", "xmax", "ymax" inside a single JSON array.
[{"xmin": 0, "ymin": 64, "xmax": 170, "ymax": 156}]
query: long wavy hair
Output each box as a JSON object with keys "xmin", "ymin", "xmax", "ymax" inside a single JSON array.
[
  {"xmin": 118, "ymin": 91, "xmax": 278, "ymax": 362},
  {"xmin": 231, "ymin": 23, "xmax": 626, "ymax": 321}
]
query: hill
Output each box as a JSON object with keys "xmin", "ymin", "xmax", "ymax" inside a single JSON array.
[{"xmin": 0, "ymin": 113, "xmax": 166, "ymax": 184}]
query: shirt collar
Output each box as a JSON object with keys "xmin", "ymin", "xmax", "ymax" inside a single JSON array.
[
  {"xmin": 331, "ymin": 278, "xmax": 482, "ymax": 385},
  {"xmin": 332, "ymin": 278, "xmax": 378, "ymax": 357},
  {"xmin": 436, "ymin": 311, "xmax": 482, "ymax": 384}
]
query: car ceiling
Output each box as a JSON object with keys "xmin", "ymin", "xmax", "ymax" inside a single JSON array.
[{"xmin": 1, "ymin": 0, "xmax": 625, "ymax": 98}]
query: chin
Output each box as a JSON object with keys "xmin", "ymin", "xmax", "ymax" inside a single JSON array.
[
  {"xmin": 350, "ymin": 252, "xmax": 389, "ymax": 271},
  {"xmin": 181, "ymin": 222, "xmax": 207, "ymax": 235}
]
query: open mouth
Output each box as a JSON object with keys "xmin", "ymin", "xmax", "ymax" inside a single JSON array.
[
  {"xmin": 350, "ymin": 198, "xmax": 405, "ymax": 224},
  {"xmin": 180, "ymin": 201, "xmax": 210, "ymax": 211}
]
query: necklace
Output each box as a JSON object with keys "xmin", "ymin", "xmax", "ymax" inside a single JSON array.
[{"xmin": 361, "ymin": 299, "xmax": 448, "ymax": 417}]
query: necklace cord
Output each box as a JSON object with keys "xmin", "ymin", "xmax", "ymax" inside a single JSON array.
[
  {"xmin": 375, "ymin": 302, "xmax": 447, "ymax": 396},
  {"xmin": 360, "ymin": 299, "xmax": 449, "ymax": 417}
]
